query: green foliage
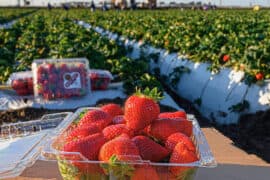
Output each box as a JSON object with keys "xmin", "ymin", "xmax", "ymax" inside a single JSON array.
[
  {"xmin": 229, "ymin": 100, "xmax": 250, "ymax": 113},
  {"xmin": 74, "ymin": 9, "xmax": 270, "ymax": 82}
]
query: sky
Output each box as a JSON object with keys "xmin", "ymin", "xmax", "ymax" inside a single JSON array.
[{"xmin": 198, "ymin": 0, "xmax": 270, "ymax": 6}]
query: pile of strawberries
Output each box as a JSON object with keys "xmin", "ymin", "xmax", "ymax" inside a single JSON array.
[
  {"xmin": 36, "ymin": 62, "xmax": 88, "ymax": 100},
  {"xmin": 62, "ymin": 89, "xmax": 198, "ymax": 179},
  {"xmin": 11, "ymin": 77, "xmax": 33, "ymax": 96},
  {"xmin": 89, "ymin": 71, "xmax": 112, "ymax": 90}
]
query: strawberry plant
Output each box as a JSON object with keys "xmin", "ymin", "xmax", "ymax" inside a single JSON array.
[{"xmin": 73, "ymin": 9, "xmax": 270, "ymax": 83}]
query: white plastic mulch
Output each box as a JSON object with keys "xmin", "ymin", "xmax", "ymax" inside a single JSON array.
[{"xmin": 0, "ymin": 82, "xmax": 183, "ymax": 111}]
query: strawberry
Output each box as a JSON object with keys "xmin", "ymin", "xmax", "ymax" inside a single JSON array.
[
  {"xmin": 222, "ymin": 54, "xmax": 230, "ymax": 62},
  {"xmin": 78, "ymin": 109, "xmax": 112, "ymax": 129},
  {"xmin": 158, "ymin": 111, "xmax": 187, "ymax": 119},
  {"xmin": 101, "ymin": 103, "xmax": 123, "ymax": 118},
  {"xmin": 66, "ymin": 124, "xmax": 101, "ymax": 142},
  {"xmin": 102, "ymin": 124, "xmax": 134, "ymax": 141},
  {"xmin": 63, "ymin": 133, "xmax": 106, "ymax": 173},
  {"xmin": 112, "ymin": 115, "xmax": 126, "ymax": 124},
  {"xmin": 146, "ymin": 119, "xmax": 192, "ymax": 142},
  {"xmin": 169, "ymin": 142, "xmax": 198, "ymax": 179},
  {"xmin": 11, "ymin": 79, "xmax": 25, "ymax": 90},
  {"xmin": 255, "ymin": 72, "xmax": 264, "ymax": 81},
  {"xmin": 99, "ymin": 134, "xmax": 140, "ymax": 162},
  {"xmin": 131, "ymin": 165, "xmax": 159, "ymax": 180},
  {"xmin": 16, "ymin": 89, "xmax": 29, "ymax": 96},
  {"xmin": 165, "ymin": 132, "xmax": 196, "ymax": 153},
  {"xmin": 124, "ymin": 88, "xmax": 162, "ymax": 131},
  {"xmin": 132, "ymin": 136, "xmax": 169, "ymax": 162}
]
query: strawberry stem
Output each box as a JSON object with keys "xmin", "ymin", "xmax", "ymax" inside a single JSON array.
[{"xmin": 135, "ymin": 87, "xmax": 164, "ymax": 102}]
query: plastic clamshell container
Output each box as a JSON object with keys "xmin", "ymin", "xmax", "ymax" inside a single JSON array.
[
  {"xmin": 32, "ymin": 58, "xmax": 91, "ymax": 100},
  {"xmin": 0, "ymin": 112, "xmax": 73, "ymax": 179},
  {"xmin": 7, "ymin": 71, "xmax": 33, "ymax": 96},
  {"xmin": 89, "ymin": 69, "xmax": 113, "ymax": 90},
  {"xmin": 42, "ymin": 107, "xmax": 217, "ymax": 180}
]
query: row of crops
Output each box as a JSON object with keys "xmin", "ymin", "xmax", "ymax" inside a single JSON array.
[
  {"xmin": 0, "ymin": 8, "xmax": 36, "ymax": 24},
  {"xmin": 1, "ymin": 9, "xmax": 270, "ymax": 88},
  {"xmin": 0, "ymin": 10, "xmax": 162, "ymax": 94},
  {"xmin": 71, "ymin": 9, "xmax": 270, "ymax": 84}
]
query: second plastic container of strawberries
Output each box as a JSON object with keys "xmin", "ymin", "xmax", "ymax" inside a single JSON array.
[{"xmin": 32, "ymin": 58, "xmax": 91, "ymax": 100}]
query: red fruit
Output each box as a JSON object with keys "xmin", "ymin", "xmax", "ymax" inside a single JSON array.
[
  {"xmin": 66, "ymin": 124, "xmax": 101, "ymax": 142},
  {"xmin": 78, "ymin": 110, "xmax": 112, "ymax": 129},
  {"xmin": 165, "ymin": 132, "xmax": 196, "ymax": 153},
  {"xmin": 124, "ymin": 95, "xmax": 160, "ymax": 131},
  {"xmin": 27, "ymin": 78, "xmax": 33, "ymax": 91},
  {"xmin": 112, "ymin": 115, "xmax": 126, "ymax": 124},
  {"xmin": 102, "ymin": 124, "xmax": 134, "ymax": 141},
  {"xmin": 37, "ymin": 66, "xmax": 45, "ymax": 74},
  {"xmin": 43, "ymin": 90, "xmax": 53, "ymax": 100},
  {"xmin": 222, "ymin": 55, "xmax": 230, "ymax": 62},
  {"xmin": 159, "ymin": 111, "xmax": 187, "ymax": 119},
  {"xmin": 16, "ymin": 89, "xmax": 29, "ymax": 96},
  {"xmin": 169, "ymin": 142, "xmax": 198, "ymax": 178},
  {"xmin": 146, "ymin": 119, "xmax": 192, "ymax": 142},
  {"xmin": 11, "ymin": 79, "xmax": 25, "ymax": 90},
  {"xmin": 132, "ymin": 136, "xmax": 169, "ymax": 162},
  {"xmin": 101, "ymin": 103, "xmax": 123, "ymax": 118},
  {"xmin": 63, "ymin": 133, "xmax": 106, "ymax": 173},
  {"xmin": 255, "ymin": 72, "xmax": 264, "ymax": 81},
  {"xmin": 46, "ymin": 63, "xmax": 56, "ymax": 73},
  {"xmin": 48, "ymin": 73, "xmax": 58, "ymax": 82},
  {"xmin": 131, "ymin": 165, "xmax": 159, "ymax": 180},
  {"xmin": 99, "ymin": 134, "xmax": 140, "ymax": 162}
]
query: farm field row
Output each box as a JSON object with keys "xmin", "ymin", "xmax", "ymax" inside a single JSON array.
[
  {"xmin": 72, "ymin": 9, "xmax": 270, "ymax": 84},
  {"xmin": 0, "ymin": 10, "xmax": 161, "ymax": 94},
  {"xmin": 0, "ymin": 8, "xmax": 36, "ymax": 24}
]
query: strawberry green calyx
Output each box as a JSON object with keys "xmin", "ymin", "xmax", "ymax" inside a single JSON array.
[
  {"xmin": 135, "ymin": 87, "xmax": 164, "ymax": 102},
  {"xmin": 101, "ymin": 155, "xmax": 135, "ymax": 180}
]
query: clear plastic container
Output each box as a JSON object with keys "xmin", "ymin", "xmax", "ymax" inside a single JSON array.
[
  {"xmin": 0, "ymin": 112, "xmax": 73, "ymax": 179},
  {"xmin": 42, "ymin": 107, "xmax": 217, "ymax": 180},
  {"xmin": 32, "ymin": 58, "xmax": 91, "ymax": 100},
  {"xmin": 7, "ymin": 71, "xmax": 33, "ymax": 96},
  {"xmin": 89, "ymin": 69, "xmax": 113, "ymax": 90}
]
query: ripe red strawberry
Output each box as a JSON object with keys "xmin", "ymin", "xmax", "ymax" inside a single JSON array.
[
  {"xmin": 132, "ymin": 136, "xmax": 169, "ymax": 162},
  {"xmin": 11, "ymin": 79, "xmax": 25, "ymax": 90},
  {"xmin": 165, "ymin": 132, "xmax": 196, "ymax": 153},
  {"xmin": 66, "ymin": 124, "xmax": 101, "ymax": 142},
  {"xmin": 78, "ymin": 110, "xmax": 112, "ymax": 129},
  {"xmin": 63, "ymin": 133, "xmax": 106, "ymax": 173},
  {"xmin": 222, "ymin": 55, "xmax": 230, "ymax": 62},
  {"xmin": 255, "ymin": 72, "xmax": 264, "ymax": 81},
  {"xmin": 131, "ymin": 165, "xmax": 159, "ymax": 180},
  {"xmin": 146, "ymin": 119, "xmax": 192, "ymax": 142},
  {"xmin": 99, "ymin": 134, "xmax": 140, "ymax": 162},
  {"xmin": 112, "ymin": 115, "xmax": 126, "ymax": 124},
  {"xmin": 27, "ymin": 78, "xmax": 33, "ymax": 93},
  {"xmin": 16, "ymin": 89, "xmax": 29, "ymax": 96},
  {"xmin": 124, "ymin": 88, "xmax": 161, "ymax": 131},
  {"xmin": 101, "ymin": 103, "xmax": 123, "ymax": 118},
  {"xmin": 158, "ymin": 111, "xmax": 187, "ymax": 119},
  {"xmin": 102, "ymin": 124, "xmax": 134, "ymax": 141},
  {"xmin": 169, "ymin": 142, "xmax": 198, "ymax": 178}
]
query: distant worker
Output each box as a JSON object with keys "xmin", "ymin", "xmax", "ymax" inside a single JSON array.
[
  {"xmin": 47, "ymin": 3, "xmax": 52, "ymax": 10},
  {"xmin": 90, "ymin": 0, "xmax": 96, "ymax": 11},
  {"xmin": 102, "ymin": 1, "xmax": 108, "ymax": 11},
  {"xmin": 63, "ymin": 3, "xmax": 70, "ymax": 11},
  {"xmin": 130, "ymin": 0, "xmax": 136, "ymax": 10}
]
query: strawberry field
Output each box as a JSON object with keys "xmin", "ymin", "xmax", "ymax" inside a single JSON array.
[
  {"xmin": 0, "ymin": 8, "xmax": 270, "ymax": 179},
  {"xmin": 75, "ymin": 9, "xmax": 270, "ymax": 84}
]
